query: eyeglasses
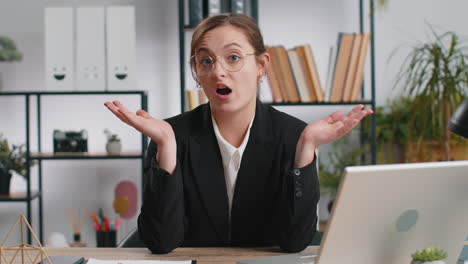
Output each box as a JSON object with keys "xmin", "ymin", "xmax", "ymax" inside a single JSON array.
[{"xmin": 190, "ymin": 52, "xmax": 255, "ymax": 77}]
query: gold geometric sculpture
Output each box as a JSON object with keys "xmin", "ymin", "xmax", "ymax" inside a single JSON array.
[{"xmin": 0, "ymin": 215, "xmax": 52, "ymax": 264}]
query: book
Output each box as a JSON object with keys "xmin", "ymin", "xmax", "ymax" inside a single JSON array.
[
  {"xmin": 204, "ymin": 0, "xmax": 221, "ymax": 16},
  {"xmin": 299, "ymin": 44, "xmax": 324, "ymax": 101},
  {"xmin": 186, "ymin": 90, "xmax": 197, "ymax": 110},
  {"xmin": 295, "ymin": 46, "xmax": 317, "ymax": 101},
  {"xmin": 258, "ymin": 73, "xmax": 273, "ymax": 103},
  {"xmin": 230, "ymin": 0, "xmax": 245, "ymax": 13},
  {"xmin": 189, "ymin": 0, "xmax": 203, "ymax": 26},
  {"xmin": 330, "ymin": 33, "xmax": 355, "ymax": 102},
  {"xmin": 350, "ymin": 33, "xmax": 371, "ymax": 101},
  {"xmin": 197, "ymin": 89, "xmax": 207, "ymax": 105},
  {"xmin": 324, "ymin": 45, "xmax": 337, "ymax": 101},
  {"xmin": 276, "ymin": 46, "xmax": 300, "ymax": 102},
  {"xmin": 265, "ymin": 46, "xmax": 283, "ymax": 102},
  {"xmin": 287, "ymin": 49, "xmax": 310, "ymax": 102},
  {"xmin": 270, "ymin": 46, "xmax": 289, "ymax": 101},
  {"xmin": 342, "ymin": 34, "xmax": 363, "ymax": 101}
]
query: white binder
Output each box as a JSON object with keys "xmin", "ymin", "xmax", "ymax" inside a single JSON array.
[
  {"xmin": 76, "ymin": 7, "xmax": 106, "ymax": 91},
  {"xmin": 45, "ymin": 7, "xmax": 74, "ymax": 90},
  {"xmin": 106, "ymin": 6, "xmax": 137, "ymax": 91}
]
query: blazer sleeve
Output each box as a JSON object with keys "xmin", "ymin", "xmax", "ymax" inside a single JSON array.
[
  {"xmin": 275, "ymin": 159, "xmax": 320, "ymax": 252},
  {"xmin": 137, "ymin": 140, "xmax": 185, "ymax": 254},
  {"xmin": 274, "ymin": 130, "xmax": 320, "ymax": 252}
]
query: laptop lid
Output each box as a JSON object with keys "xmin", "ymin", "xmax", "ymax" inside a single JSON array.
[{"xmin": 317, "ymin": 161, "xmax": 468, "ymax": 264}]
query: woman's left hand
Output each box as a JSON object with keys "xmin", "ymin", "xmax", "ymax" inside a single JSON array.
[{"xmin": 294, "ymin": 104, "xmax": 373, "ymax": 168}]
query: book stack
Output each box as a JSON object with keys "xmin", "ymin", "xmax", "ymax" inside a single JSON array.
[
  {"xmin": 188, "ymin": 0, "xmax": 251, "ymax": 27},
  {"xmin": 261, "ymin": 32, "xmax": 370, "ymax": 103},
  {"xmin": 265, "ymin": 45, "xmax": 323, "ymax": 103},
  {"xmin": 329, "ymin": 32, "xmax": 371, "ymax": 102},
  {"xmin": 185, "ymin": 89, "xmax": 208, "ymax": 111}
]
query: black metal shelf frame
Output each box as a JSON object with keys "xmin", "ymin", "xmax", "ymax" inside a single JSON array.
[
  {"xmin": 0, "ymin": 90, "xmax": 148, "ymax": 244},
  {"xmin": 0, "ymin": 192, "xmax": 41, "ymax": 202}
]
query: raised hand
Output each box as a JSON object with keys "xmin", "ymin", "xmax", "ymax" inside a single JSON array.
[
  {"xmin": 294, "ymin": 104, "xmax": 373, "ymax": 168},
  {"xmin": 104, "ymin": 101, "xmax": 176, "ymax": 173}
]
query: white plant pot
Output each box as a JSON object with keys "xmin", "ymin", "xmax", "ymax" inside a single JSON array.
[
  {"xmin": 106, "ymin": 141, "xmax": 121, "ymax": 154},
  {"xmin": 411, "ymin": 261, "xmax": 446, "ymax": 264}
]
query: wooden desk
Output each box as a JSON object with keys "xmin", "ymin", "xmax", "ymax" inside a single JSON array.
[
  {"xmin": 5, "ymin": 247, "xmax": 319, "ymax": 264},
  {"xmin": 5, "ymin": 242, "xmax": 468, "ymax": 264}
]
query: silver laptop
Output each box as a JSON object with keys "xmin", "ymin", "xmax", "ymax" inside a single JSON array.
[{"xmin": 239, "ymin": 161, "xmax": 468, "ymax": 264}]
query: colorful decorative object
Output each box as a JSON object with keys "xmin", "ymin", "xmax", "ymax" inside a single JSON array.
[
  {"xmin": 113, "ymin": 180, "xmax": 137, "ymax": 219},
  {"xmin": 113, "ymin": 196, "xmax": 129, "ymax": 216}
]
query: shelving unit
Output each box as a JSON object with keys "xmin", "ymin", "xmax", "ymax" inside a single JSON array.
[
  {"xmin": 0, "ymin": 90, "xmax": 148, "ymax": 245},
  {"xmin": 178, "ymin": 0, "xmax": 377, "ymax": 164}
]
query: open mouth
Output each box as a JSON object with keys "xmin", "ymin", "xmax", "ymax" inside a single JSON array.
[{"xmin": 216, "ymin": 87, "xmax": 232, "ymax": 95}]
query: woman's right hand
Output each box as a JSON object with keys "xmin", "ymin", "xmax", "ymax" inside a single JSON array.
[{"xmin": 104, "ymin": 101, "xmax": 176, "ymax": 174}]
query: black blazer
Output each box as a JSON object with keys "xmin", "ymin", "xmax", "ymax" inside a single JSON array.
[{"xmin": 138, "ymin": 100, "xmax": 320, "ymax": 254}]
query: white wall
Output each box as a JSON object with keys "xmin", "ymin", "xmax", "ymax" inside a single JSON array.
[
  {"xmin": 374, "ymin": 0, "xmax": 468, "ymax": 105},
  {"xmin": 0, "ymin": 0, "xmax": 466, "ymax": 246}
]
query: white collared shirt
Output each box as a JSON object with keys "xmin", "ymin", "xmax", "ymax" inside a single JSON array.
[{"xmin": 211, "ymin": 114, "xmax": 255, "ymax": 218}]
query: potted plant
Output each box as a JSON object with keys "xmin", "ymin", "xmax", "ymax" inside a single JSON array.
[
  {"xmin": 394, "ymin": 27, "xmax": 468, "ymax": 161},
  {"xmin": 0, "ymin": 36, "xmax": 22, "ymax": 62},
  {"xmin": 0, "ymin": 36, "xmax": 23, "ymax": 90},
  {"xmin": 318, "ymin": 134, "xmax": 368, "ymax": 211},
  {"xmin": 104, "ymin": 129, "xmax": 122, "ymax": 154},
  {"xmin": 0, "ymin": 134, "xmax": 34, "ymax": 195},
  {"xmin": 411, "ymin": 247, "xmax": 448, "ymax": 264}
]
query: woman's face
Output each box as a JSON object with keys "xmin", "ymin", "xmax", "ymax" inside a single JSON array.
[{"xmin": 194, "ymin": 25, "xmax": 269, "ymax": 115}]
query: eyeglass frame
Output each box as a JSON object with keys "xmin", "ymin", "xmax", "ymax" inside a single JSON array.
[{"xmin": 189, "ymin": 52, "xmax": 256, "ymax": 78}]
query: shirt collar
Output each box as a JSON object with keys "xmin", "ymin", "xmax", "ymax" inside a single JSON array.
[{"xmin": 211, "ymin": 114, "xmax": 255, "ymax": 169}]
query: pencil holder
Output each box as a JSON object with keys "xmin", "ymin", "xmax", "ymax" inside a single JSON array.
[{"xmin": 96, "ymin": 230, "xmax": 116, "ymax": 247}]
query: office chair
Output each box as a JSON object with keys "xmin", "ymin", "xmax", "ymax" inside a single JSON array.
[
  {"xmin": 310, "ymin": 231, "xmax": 323, "ymax": 245},
  {"xmin": 117, "ymin": 227, "xmax": 145, "ymax": 248}
]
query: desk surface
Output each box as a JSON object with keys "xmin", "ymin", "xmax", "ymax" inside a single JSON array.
[
  {"xmin": 5, "ymin": 247, "xmax": 319, "ymax": 264},
  {"xmin": 5, "ymin": 243, "xmax": 468, "ymax": 264}
]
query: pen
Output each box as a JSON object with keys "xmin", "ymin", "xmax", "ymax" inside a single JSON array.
[
  {"xmin": 104, "ymin": 216, "xmax": 110, "ymax": 231},
  {"xmin": 90, "ymin": 213, "xmax": 100, "ymax": 227},
  {"xmin": 115, "ymin": 217, "xmax": 121, "ymax": 231},
  {"xmin": 98, "ymin": 208, "xmax": 104, "ymax": 223}
]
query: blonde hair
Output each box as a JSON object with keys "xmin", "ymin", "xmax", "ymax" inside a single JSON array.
[{"xmin": 190, "ymin": 13, "xmax": 266, "ymax": 58}]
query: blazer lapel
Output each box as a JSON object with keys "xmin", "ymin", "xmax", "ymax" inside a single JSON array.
[
  {"xmin": 231, "ymin": 101, "xmax": 275, "ymax": 218},
  {"xmin": 189, "ymin": 105, "xmax": 230, "ymax": 244}
]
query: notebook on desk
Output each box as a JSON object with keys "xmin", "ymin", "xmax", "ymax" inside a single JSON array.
[{"xmin": 239, "ymin": 161, "xmax": 468, "ymax": 264}]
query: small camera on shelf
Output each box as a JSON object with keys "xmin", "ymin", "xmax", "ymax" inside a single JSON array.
[{"xmin": 53, "ymin": 130, "xmax": 88, "ymax": 153}]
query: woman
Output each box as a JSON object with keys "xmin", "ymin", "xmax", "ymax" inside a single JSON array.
[{"xmin": 104, "ymin": 13, "xmax": 373, "ymax": 254}]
